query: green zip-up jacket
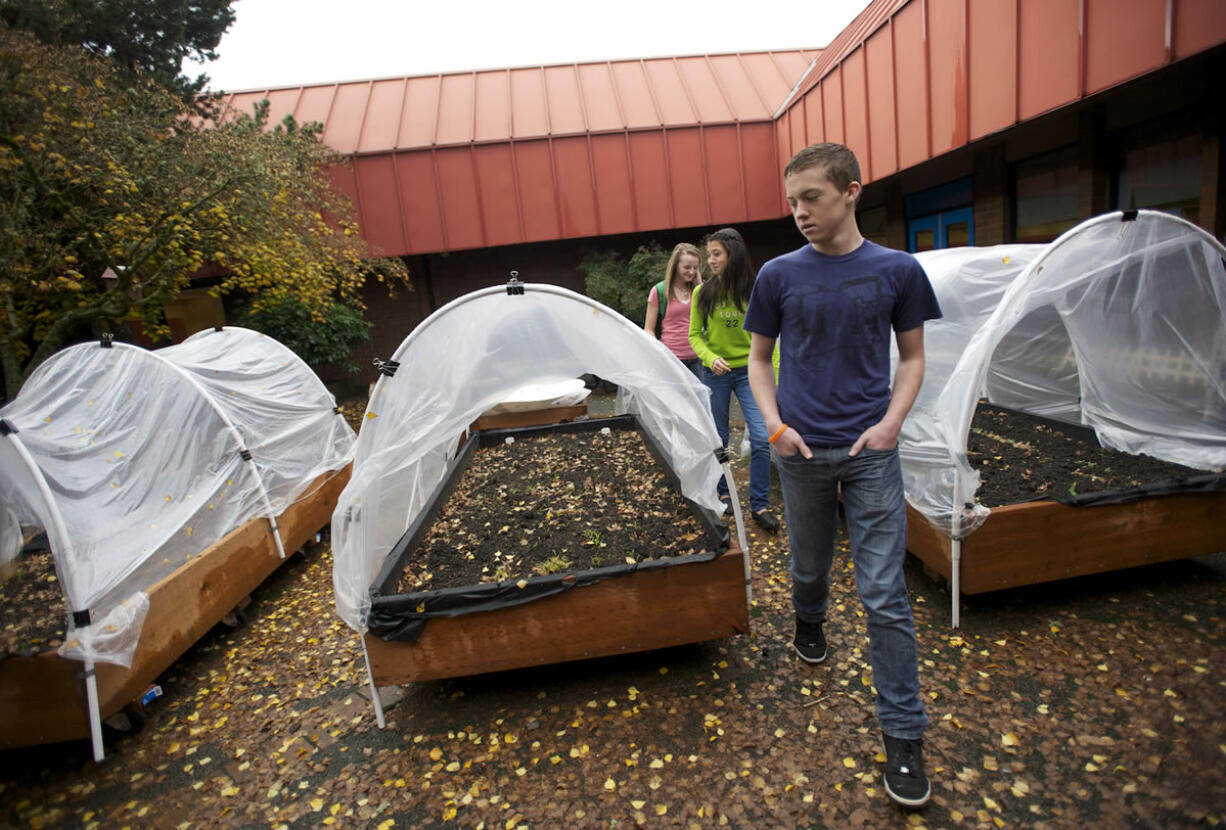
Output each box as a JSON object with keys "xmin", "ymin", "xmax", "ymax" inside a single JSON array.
[{"xmin": 688, "ymin": 284, "xmax": 751, "ymax": 369}]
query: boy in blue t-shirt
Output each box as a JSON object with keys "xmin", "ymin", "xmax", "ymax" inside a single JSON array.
[{"xmin": 744, "ymin": 143, "xmax": 942, "ymax": 810}]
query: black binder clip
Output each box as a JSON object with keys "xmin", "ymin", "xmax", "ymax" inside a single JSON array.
[{"xmin": 374, "ymin": 358, "xmax": 400, "ymax": 377}]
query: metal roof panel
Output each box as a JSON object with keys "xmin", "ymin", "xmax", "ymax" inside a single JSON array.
[
  {"xmin": 610, "ymin": 61, "xmax": 661, "ymax": 129},
  {"xmin": 294, "ymin": 85, "xmax": 337, "ymax": 131},
  {"xmin": 359, "ymin": 79, "xmax": 407, "ymax": 154},
  {"xmin": 642, "ymin": 58, "xmax": 698, "ymax": 126},
  {"xmin": 707, "ymin": 54, "xmax": 771, "ymax": 120},
  {"xmin": 399, "ymin": 76, "xmax": 441, "ymax": 147},
  {"xmin": 435, "ymin": 74, "xmax": 476, "ymax": 146},
  {"xmin": 323, "ymin": 82, "xmax": 372, "ymax": 155},
  {"xmin": 509, "ymin": 68, "xmax": 550, "ymax": 136},
  {"xmin": 474, "ymin": 71, "xmax": 512, "ymax": 143},
  {"xmin": 543, "ymin": 65, "xmax": 587, "ymax": 135},
  {"xmin": 576, "ymin": 63, "xmax": 625, "ymax": 132},
  {"xmin": 675, "ymin": 57, "xmax": 734, "ymax": 123}
]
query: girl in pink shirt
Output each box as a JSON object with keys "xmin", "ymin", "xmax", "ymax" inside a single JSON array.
[{"xmin": 644, "ymin": 242, "xmax": 703, "ymax": 378}]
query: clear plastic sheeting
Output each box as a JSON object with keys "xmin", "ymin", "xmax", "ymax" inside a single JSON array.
[
  {"xmin": 899, "ymin": 211, "xmax": 1226, "ymax": 539},
  {"xmin": 161, "ymin": 328, "xmax": 355, "ymax": 508},
  {"xmin": 332, "ymin": 284, "xmax": 727, "ymax": 635},
  {"xmin": 0, "ymin": 327, "xmax": 354, "ymax": 667}
]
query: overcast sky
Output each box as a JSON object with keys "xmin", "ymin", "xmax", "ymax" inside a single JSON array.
[{"xmin": 189, "ymin": 0, "xmax": 873, "ymax": 92}]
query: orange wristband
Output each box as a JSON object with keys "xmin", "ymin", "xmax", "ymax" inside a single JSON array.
[{"xmin": 768, "ymin": 424, "xmax": 788, "ymax": 444}]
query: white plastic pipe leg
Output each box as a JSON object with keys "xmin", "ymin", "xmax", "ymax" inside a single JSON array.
[
  {"xmin": 951, "ymin": 537, "xmax": 962, "ymax": 629},
  {"xmin": 721, "ymin": 462, "xmax": 752, "ymax": 609},
  {"xmin": 723, "ymin": 462, "xmax": 750, "ymax": 559},
  {"xmin": 85, "ymin": 660, "xmax": 105, "ymax": 762},
  {"xmin": 362, "ymin": 638, "xmax": 386, "ymax": 729}
]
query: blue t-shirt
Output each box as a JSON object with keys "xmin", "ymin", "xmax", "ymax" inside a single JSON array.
[{"xmin": 743, "ymin": 240, "xmax": 942, "ymax": 446}]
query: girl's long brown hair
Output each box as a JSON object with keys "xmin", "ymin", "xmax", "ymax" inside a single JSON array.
[{"xmin": 697, "ymin": 227, "xmax": 755, "ymax": 319}]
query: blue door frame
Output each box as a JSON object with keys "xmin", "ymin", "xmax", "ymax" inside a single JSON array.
[{"xmin": 907, "ymin": 206, "xmax": 974, "ymax": 252}]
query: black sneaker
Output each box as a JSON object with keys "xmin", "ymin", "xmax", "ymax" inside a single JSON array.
[
  {"xmin": 882, "ymin": 734, "xmax": 931, "ymax": 808},
  {"xmin": 751, "ymin": 509, "xmax": 780, "ymax": 533},
  {"xmin": 793, "ymin": 616, "xmax": 827, "ymax": 663}
]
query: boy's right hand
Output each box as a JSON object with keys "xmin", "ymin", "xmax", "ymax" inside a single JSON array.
[{"xmin": 771, "ymin": 426, "xmax": 813, "ymax": 459}]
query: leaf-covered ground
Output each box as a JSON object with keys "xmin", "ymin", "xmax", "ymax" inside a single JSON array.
[{"xmin": 1, "ymin": 399, "xmax": 1223, "ymax": 829}]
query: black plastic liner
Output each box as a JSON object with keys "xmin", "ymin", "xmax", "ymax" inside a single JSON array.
[
  {"xmin": 368, "ymin": 415, "xmax": 729, "ymax": 643},
  {"xmin": 1042, "ymin": 470, "xmax": 1226, "ymax": 507}
]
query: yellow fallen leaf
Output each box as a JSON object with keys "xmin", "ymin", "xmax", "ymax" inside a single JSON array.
[
  {"xmin": 655, "ymin": 805, "xmax": 667, "ymax": 816},
  {"xmin": 1002, "ymin": 732, "xmax": 1019, "ymax": 747},
  {"xmin": 984, "ymin": 795, "xmax": 999, "ymax": 810},
  {"xmin": 604, "ymin": 778, "xmax": 616, "ymax": 791},
  {"xmin": 310, "ymin": 798, "xmax": 324, "ymax": 811},
  {"xmin": 631, "ymin": 800, "xmax": 646, "ymax": 809},
  {"xmin": 842, "ymin": 757, "xmax": 856, "ymax": 769}
]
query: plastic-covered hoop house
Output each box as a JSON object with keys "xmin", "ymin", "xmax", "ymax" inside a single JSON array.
[
  {"xmin": 0, "ymin": 326, "xmax": 354, "ymax": 757},
  {"xmin": 331, "ymin": 282, "xmax": 750, "ymax": 723},
  {"xmin": 899, "ymin": 210, "xmax": 1226, "ymax": 621}
]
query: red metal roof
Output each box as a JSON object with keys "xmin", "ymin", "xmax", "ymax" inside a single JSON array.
[
  {"xmin": 775, "ymin": 0, "xmax": 1226, "ymax": 185},
  {"xmin": 219, "ymin": 50, "xmax": 821, "ymax": 155},
  {"xmin": 211, "ymin": 1, "xmax": 1226, "ymax": 259}
]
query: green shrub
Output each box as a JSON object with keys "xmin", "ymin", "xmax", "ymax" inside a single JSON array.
[
  {"xmin": 579, "ymin": 243, "xmax": 669, "ymax": 326},
  {"xmin": 234, "ymin": 295, "xmax": 372, "ymax": 373}
]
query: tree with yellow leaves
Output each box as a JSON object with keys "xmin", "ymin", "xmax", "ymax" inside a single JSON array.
[{"xmin": 0, "ymin": 24, "xmax": 408, "ymax": 396}]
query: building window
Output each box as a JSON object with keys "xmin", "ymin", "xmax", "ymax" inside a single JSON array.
[
  {"xmin": 858, "ymin": 206, "xmax": 888, "ymax": 247},
  {"xmin": 905, "ymin": 177, "xmax": 974, "ymax": 252},
  {"xmin": 1116, "ymin": 133, "xmax": 1201, "ymax": 224},
  {"xmin": 1013, "ymin": 146, "xmax": 1079, "ymax": 243}
]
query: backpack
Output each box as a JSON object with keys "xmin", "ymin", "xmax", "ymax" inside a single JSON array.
[{"xmin": 653, "ymin": 280, "xmax": 668, "ymax": 338}]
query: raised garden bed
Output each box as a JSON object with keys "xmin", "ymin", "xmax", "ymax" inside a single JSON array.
[
  {"xmin": 907, "ymin": 404, "xmax": 1226, "ymax": 596},
  {"xmin": 0, "ymin": 468, "xmax": 349, "ymax": 750},
  {"xmin": 364, "ymin": 415, "xmax": 748, "ymax": 685}
]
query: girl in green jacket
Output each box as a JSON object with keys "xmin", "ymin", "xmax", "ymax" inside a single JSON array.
[{"xmin": 689, "ymin": 228, "xmax": 779, "ymax": 532}]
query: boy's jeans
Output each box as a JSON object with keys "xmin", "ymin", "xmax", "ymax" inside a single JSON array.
[{"xmin": 774, "ymin": 444, "xmax": 928, "ymax": 739}]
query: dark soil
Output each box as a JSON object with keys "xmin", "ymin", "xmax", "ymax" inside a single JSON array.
[
  {"xmin": 394, "ymin": 429, "xmax": 711, "ymax": 594},
  {"xmin": 0, "ymin": 550, "xmax": 65, "ymax": 656},
  {"xmin": 968, "ymin": 403, "xmax": 1208, "ymax": 507}
]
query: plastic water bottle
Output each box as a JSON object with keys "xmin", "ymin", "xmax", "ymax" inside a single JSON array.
[{"xmin": 140, "ymin": 684, "xmax": 163, "ymax": 706}]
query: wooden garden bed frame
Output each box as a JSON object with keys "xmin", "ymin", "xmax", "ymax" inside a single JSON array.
[
  {"xmin": 907, "ymin": 490, "xmax": 1226, "ymax": 625},
  {"xmin": 0, "ymin": 467, "xmax": 350, "ymax": 751},
  {"xmin": 365, "ymin": 541, "xmax": 748, "ymax": 684},
  {"xmin": 363, "ymin": 406, "xmax": 749, "ymax": 687}
]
